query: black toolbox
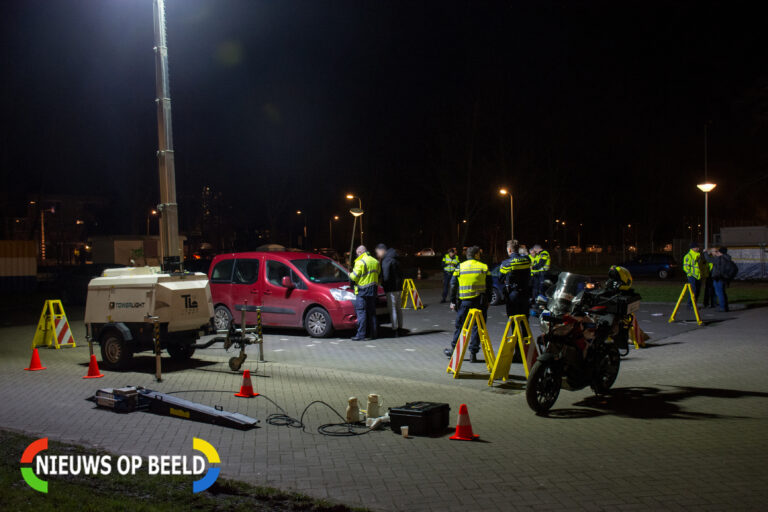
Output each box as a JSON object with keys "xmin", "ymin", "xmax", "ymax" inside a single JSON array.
[{"xmin": 389, "ymin": 402, "xmax": 450, "ymax": 436}]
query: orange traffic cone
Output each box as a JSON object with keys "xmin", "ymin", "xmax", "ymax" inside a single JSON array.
[
  {"xmin": 24, "ymin": 348, "xmax": 46, "ymax": 371},
  {"xmin": 83, "ymin": 354, "xmax": 104, "ymax": 379},
  {"xmin": 449, "ymin": 403, "xmax": 479, "ymax": 441},
  {"xmin": 234, "ymin": 370, "xmax": 258, "ymax": 397}
]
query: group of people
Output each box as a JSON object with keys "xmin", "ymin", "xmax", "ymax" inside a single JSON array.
[
  {"xmin": 683, "ymin": 241, "xmax": 737, "ymax": 312},
  {"xmin": 348, "ymin": 244, "xmax": 406, "ymax": 341},
  {"xmin": 441, "ymin": 240, "xmax": 549, "ymax": 363}
]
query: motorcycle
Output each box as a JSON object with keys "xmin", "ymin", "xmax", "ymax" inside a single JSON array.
[{"xmin": 526, "ymin": 271, "xmax": 641, "ymax": 414}]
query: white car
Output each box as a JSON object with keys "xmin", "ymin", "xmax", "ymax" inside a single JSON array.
[{"xmin": 415, "ymin": 248, "xmax": 436, "ymax": 257}]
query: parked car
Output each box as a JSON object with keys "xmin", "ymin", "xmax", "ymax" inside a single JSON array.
[
  {"xmin": 415, "ymin": 248, "xmax": 436, "ymax": 257},
  {"xmin": 208, "ymin": 251, "xmax": 386, "ymax": 337},
  {"xmin": 621, "ymin": 253, "xmax": 677, "ymax": 279}
]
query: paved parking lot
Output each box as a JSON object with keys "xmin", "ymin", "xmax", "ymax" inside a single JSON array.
[{"xmin": 2, "ymin": 281, "xmax": 768, "ymax": 511}]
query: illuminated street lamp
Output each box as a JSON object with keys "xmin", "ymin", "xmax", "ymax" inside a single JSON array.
[
  {"xmin": 697, "ymin": 182, "xmax": 716, "ymax": 249},
  {"xmin": 348, "ymin": 208, "xmax": 364, "ymax": 268},
  {"xmin": 146, "ymin": 208, "xmax": 158, "ymax": 236},
  {"xmin": 345, "ymin": 194, "xmax": 363, "ymax": 244},
  {"xmin": 296, "ymin": 210, "xmax": 307, "ymax": 248},
  {"xmin": 499, "ymin": 188, "xmax": 514, "ymax": 241},
  {"xmin": 329, "ymin": 215, "xmax": 340, "ymax": 248}
]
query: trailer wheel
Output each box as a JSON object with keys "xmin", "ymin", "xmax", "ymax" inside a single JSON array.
[
  {"xmin": 100, "ymin": 330, "xmax": 132, "ymax": 370},
  {"xmin": 167, "ymin": 341, "xmax": 196, "ymax": 361}
]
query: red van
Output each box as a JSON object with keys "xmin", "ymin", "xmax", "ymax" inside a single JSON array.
[{"xmin": 208, "ymin": 251, "xmax": 386, "ymax": 337}]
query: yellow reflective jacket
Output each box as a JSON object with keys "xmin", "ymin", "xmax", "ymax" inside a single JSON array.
[
  {"xmin": 442, "ymin": 253, "xmax": 459, "ymax": 273},
  {"xmin": 453, "ymin": 259, "xmax": 489, "ymax": 300},
  {"xmin": 683, "ymin": 249, "xmax": 701, "ymax": 279},
  {"xmin": 350, "ymin": 252, "xmax": 380, "ymax": 294}
]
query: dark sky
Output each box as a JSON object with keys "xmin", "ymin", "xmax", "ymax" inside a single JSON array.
[{"xmin": 1, "ymin": 0, "xmax": 767, "ymax": 251}]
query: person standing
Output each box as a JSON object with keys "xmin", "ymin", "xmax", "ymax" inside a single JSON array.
[
  {"xmin": 440, "ymin": 248, "xmax": 460, "ymax": 303},
  {"xmin": 375, "ymin": 243, "xmax": 405, "ymax": 336},
  {"xmin": 682, "ymin": 242, "xmax": 703, "ymax": 308},
  {"xmin": 443, "ymin": 246, "xmax": 492, "ymax": 363},
  {"xmin": 702, "ymin": 248, "xmax": 717, "ymax": 308},
  {"xmin": 499, "ymin": 240, "xmax": 532, "ymax": 318},
  {"xmin": 530, "ymin": 244, "xmax": 551, "ymax": 302},
  {"xmin": 711, "ymin": 246, "xmax": 737, "ymax": 312},
  {"xmin": 349, "ymin": 245, "xmax": 380, "ymax": 341}
]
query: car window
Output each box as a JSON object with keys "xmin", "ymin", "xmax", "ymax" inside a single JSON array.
[
  {"xmin": 291, "ymin": 258, "xmax": 348, "ymax": 283},
  {"xmin": 211, "ymin": 259, "xmax": 234, "ymax": 283},
  {"xmin": 490, "ymin": 265, "xmax": 501, "ymax": 278},
  {"xmin": 266, "ymin": 260, "xmax": 304, "ymax": 288},
  {"xmin": 233, "ymin": 259, "xmax": 259, "ymax": 284}
]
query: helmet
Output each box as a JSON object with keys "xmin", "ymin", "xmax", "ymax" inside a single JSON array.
[{"xmin": 607, "ymin": 265, "xmax": 633, "ymax": 291}]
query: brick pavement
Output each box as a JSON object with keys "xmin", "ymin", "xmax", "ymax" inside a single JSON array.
[{"xmin": 1, "ymin": 283, "xmax": 767, "ymax": 511}]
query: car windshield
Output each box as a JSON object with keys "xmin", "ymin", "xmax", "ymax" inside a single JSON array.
[{"xmin": 291, "ymin": 258, "xmax": 349, "ymax": 284}]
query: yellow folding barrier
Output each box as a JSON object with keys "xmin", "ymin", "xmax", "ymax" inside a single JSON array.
[
  {"xmin": 446, "ymin": 308, "xmax": 494, "ymax": 378},
  {"xmin": 668, "ymin": 283, "xmax": 703, "ymax": 325},
  {"xmin": 32, "ymin": 300, "xmax": 76, "ymax": 349},
  {"xmin": 489, "ymin": 315, "xmax": 538, "ymax": 385},
  {"xmin": 400, "ymin": 278, "xmax": 424, "ymax": 310}
]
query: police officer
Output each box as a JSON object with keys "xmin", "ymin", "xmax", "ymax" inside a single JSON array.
[
  {"xmin": 349, "ymin": 245, "xmax": 380, "ymax": 341},
  {"xmin": 683, "ymin": 242, "xmax": 704, "ymax": 309},
  {"xmin": 443, "ymin": 245, "xmax": 492, "ymax": 363},
  {"xmin": 530, "ymin": 244, "xmax": 551, "ymax": 300},
  {"xmin": 499, "ymin": 240, "xmax": 531, "ymax": 317},
  {"xmin": 440, "ymin": 248, "xmax": 460, "ymax": 303}
]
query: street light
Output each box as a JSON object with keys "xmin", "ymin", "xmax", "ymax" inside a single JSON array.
[
  {"xmin": 697, "ymin": 182, "xmax": 716, "ymax": 249},
  {"xmin": 457, "ymin": 219, "xmax": 467, "ymax": 244},
  {"xmin": 345, "ymin": 194, "xmax": 363, "ymax": 244},
  {"xmin": 499, "ymin": 188, "xmax": 514, "ymax": 241},
  {"xmin": 146, "ymin": 209, "xmax": 158, "ymax": 236},
  {"xmin": 296, "ymin": 210, "xmax": 307, "ymax": 248},
  {"xmin": 329, "ymin": 215, "xmax": 339, "ymax": 248},
  {"xmin": 348, "ymin": 208, "xmax": 364, "ymax": 268}
]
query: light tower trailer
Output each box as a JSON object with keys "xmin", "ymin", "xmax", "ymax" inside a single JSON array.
[{"xmin": 84, "ymin": 266, "xmax": 215, "ymax": 369}]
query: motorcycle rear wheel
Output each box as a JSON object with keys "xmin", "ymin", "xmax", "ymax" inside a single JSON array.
[
  {"xmin": 591, "ymin": 343, "xmax": 620, "ymax": 395},
  {"xmin": 526, "ymin": 359, "xmax": 561, "ymax": 414}
]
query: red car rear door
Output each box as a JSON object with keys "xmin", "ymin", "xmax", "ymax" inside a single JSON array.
[{"xmin": 228, "ymin": 257, "xmax": 263, "ymax": 325}]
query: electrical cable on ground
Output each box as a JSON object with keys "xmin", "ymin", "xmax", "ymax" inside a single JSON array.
[{"xmin": 165, "ymin": 390, "xmax": 376, "ymax": 437}]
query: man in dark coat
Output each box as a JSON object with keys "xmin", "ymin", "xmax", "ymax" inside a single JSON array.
[{"xmin": 376, "ymin": 244, "xmax": 405, "ymax": 336}]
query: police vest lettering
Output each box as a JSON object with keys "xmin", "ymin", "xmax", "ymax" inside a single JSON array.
[{"xmin": 454, "ymin": 259, "xmax": 488, "ymax": 300}]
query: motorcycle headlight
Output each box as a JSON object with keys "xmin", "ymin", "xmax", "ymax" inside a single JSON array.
[{"xmin": 330, "ymin": 288, "xmax": 356, "ymax": 301}]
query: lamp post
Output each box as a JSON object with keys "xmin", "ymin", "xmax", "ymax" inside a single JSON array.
[
  {"xmin": 146, "ymin": 209, "xmax": 158, "ymax": 236},
  {"xmin": 348, "ymin": 208, "xmax": 364, "ymax": 268},
  {"xmin": 697, "ymin": 183, "xmax": 716, "ymax": 250},
  {"xmin": 499, "ymin": 188, "xmax": 514, "ymax": 241},
  {"xmin": 296, "ymin": 210, "xmax": 307, "ymax": 248},
  {"xmin": 329, "ymin": 215, "xmax": 339, "ymax": 248},
  {"xmin": 346, "ymin": 194, "xmax": 363, "ymax": 244},
  {"xmin": 456, "ymin": 219, "xmax": 467, "ymax": 245}
]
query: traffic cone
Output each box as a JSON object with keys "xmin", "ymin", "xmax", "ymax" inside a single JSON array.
[
  {"xmin": 417, "ymin": 267, "xmax": 422, "ymax": 280},
  {"xmin": 24, "ymin": 348, "xmax": 46, "ymax": 371},
  {"xmin": 83, "ymin": 354, "xmax": 104, "ymax": 379},
  {"xmin": 449, "ymin": 403, "xmax": 479, "ymax": 441},
  {"xmin": 234, "ymin": 370, "xmax": 258, "ymax": 397}
]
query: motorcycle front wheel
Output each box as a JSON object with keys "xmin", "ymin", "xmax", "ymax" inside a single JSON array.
[
  {"xmin": 526, "ymin": 359, "xmax": 561, "ymax": 414},
  {"xmin": 591, "ymin": 343, "xmax": 620, "ymax": 395}
]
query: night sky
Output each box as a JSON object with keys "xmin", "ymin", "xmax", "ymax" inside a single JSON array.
[{"xmin": 1, "ymin": 0, "xmax": 767, "ymax": 252}]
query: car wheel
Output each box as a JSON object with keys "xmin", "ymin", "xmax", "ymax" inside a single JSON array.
[
  {"xmin": 100, "ymin": 330, "xmax": 132, "ymax": 370},
  {"xmin": 304, "ymin": 306, "xmax": 333, "ymax": 338},
  {"xmin": 213, "ymin": 305, "xmax": 233, "ymax": 331},
  {"xmin": 658, "ymin": 269, "xmax": 669, "ymax": 279},
  {"xmin": 490, "ymin": 287, "xmax": 502, "ymax": 306}
]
